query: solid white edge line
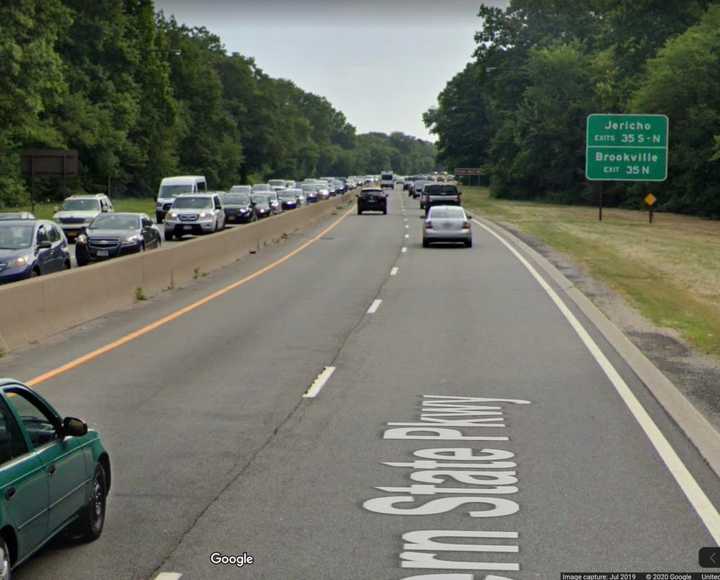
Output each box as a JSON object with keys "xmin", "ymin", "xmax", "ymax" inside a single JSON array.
[
  {"xmin": 303, "ymin": 366, "xmax": 336, "ymax": 398},
  {"xmin": 472, "ymin": 219, "xmax": 720, "ymax": 544},
  {"xmin": 154, "ymin": 574, "xmax": 182, "ymax": 580},
  {"xmin": 367, "ymin": 299, "xmax": 383, "ymax": 314},
  {"xmin": 390, "ymin": 267, "xmax": 399, "ymax": 276}
]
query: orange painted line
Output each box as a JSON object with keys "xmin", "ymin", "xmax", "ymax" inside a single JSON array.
[{"xmin": 27, "ymin": 205, "xmax": 355, "ymax": 387}]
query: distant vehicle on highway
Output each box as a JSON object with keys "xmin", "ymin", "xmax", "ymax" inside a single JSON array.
[
  {"xmin": 0, "ymin": 220, "xmax": 71, "ymax": 283},
  {"xmin": 268, "ymin": 180, "xmax": 287, "ymax": 192},
  {"xmin": 53, "ymin": 194, "xmax": 113, "ymax": 243},
  {"xmin": 266, "ymin": 191, "xmax": 282, "ymax": 214},
  {"xmin": 222, "ymin": 192, "xmax": 256, "ymax": 223},
  {"xmin": 250, "ymin": 194, "xmax": 272, "ymax": 218},
  {"xmin": 357, "ymin": 187, "xmax": 387, "ymax": 215},
  {"xmin": 252, "ymin": 184, "xmax": 273, "ymax": 194},
  {"xmin": 380, "ymin": 172, "xmax": 394, "ymax": 189},
  {"xmin": 285, "ymin": 187, "xmax": 305, "ymax": 206},
  {"xmin": 278, "ymin": 190, "xmax": 299, "ymax": 210},
  {"xmin": 229, "ymin": 185, "xmax": 252, "ymax": 195},
  {"xmin": 0, "ymin": 212, "xmax": 35, "ymax": 221},
  {"xmin": 75, "ymin": 213, "xmax": 161, "ymax": 266},
  {"xmin": 164, "ymin": 193, "xmax": 226, "ymax": 241},
  {"xmin": 422, "ymin": 183, "xmax": 462, "ymax": 215},
  {"xmin": 0, "ymin": 379, "xmax": 110, "ymax": 575},
  {"xmin": 155, "ymin": 176, "xmax": 207, "ymax": 223},
  {"xmin": 423, "ymin": 205, "xmax": 472, "ymax": 248},
  {"xmin": 301, "ymin": 183, "xmax": 319, "ymax": 204},
  {"xmin": 415, "ymin": 179, "xmax": 435, "ymax": 207}
]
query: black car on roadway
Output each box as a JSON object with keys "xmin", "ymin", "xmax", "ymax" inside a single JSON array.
[
  {"xmin": 251, "ymin": 194, "xmax": 273, "ymax": 219},
  {"xmin": 357, "ymin": 187, "xmax": 387, "ymax": 215},
  {"xmin": 222, "ymin": 192, "xmax": 256, "ymax": 223},
  {"xmin": 278, "ymin": 190, "xmax": 299, "ymax": 210},
  {"xmin": 75, "ymin": 212, "xmax": 162, "ymax": 266}
]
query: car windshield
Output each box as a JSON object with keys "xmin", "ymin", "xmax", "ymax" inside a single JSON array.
[
  {"xmin": 89, "ymin": 215, "xmax": 140, "ymax": 230},
  {"xmin": 251, "ymin": 194, "xmax": 270, "ymax": 205},
  {"xmin": 159, "ymin": 184, "xmax": 194, "ymax": 198},
  {"xmin": 302, "ymin": 185, "xmax": 317, "ymax": 192},
  {"xmin": 0, "ymin": 224, "xmax": 34, "ymax": 249},
  {"xmin": 62, "ymin": 199, "xmax": 101, "ymax": 211},
  {"xmin": 229, "ymin": 186, "xmax": 251, "ymax": 194},
  {"xmin": 252, "ymin": 184, "xmax": 271, "ymax": 192},
  {"xmin": 382, "ymin": 174, "xmax": 393, "ymax": 180},
  {"xmin": 429, "ymin": 207, "xmax": 465, "ymax": 219},
  {"xmin": 279, "ymin": 192, "xmax": 296, "ymax": 200},
  {"xmin": 172, "ymin": 197, "xmax": 212, "ymax": 209},
  {"xmin": 223, "ymin": 194, "xmax": 250, "ymax": 205},
  {"xmin": 268, "ymin": 180, "xmax": 285, "ymax": 187}
]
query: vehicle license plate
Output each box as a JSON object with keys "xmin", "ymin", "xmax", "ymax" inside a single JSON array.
[{"xmin": 97, "ymin": 250, "xmax": 109, "ymax": 257}]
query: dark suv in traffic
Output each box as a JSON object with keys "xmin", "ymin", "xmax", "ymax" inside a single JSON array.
[
  {"xmin": 422, "ymin": 183, "xmax": 461, "ymax": 215},
  {"xmin": 357, "ymin": 187, "xmax": 387, "ymax": 215}
]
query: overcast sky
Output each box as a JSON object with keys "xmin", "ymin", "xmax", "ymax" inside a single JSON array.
[{"xmin": 154, "ymin": 1, "xmax": 508, "ymax": 141}]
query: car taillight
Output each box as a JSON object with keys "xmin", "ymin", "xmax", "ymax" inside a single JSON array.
[
  {"xmin": 462, "ymin": 220, "xmax": 470, "ymax": 229},
  {"xmin": 425, "ymin": 220, "xmax": 433, "ymax": 229}
]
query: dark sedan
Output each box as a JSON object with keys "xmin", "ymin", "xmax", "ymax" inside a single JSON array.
[
  {"xmin": 222, "ymin": 192, "xmax": 256, "ymax": 223},
  {"xmin": 0, "ymin": 220, "xmax": 71, "ymax": 283},
  {"xmin": 278, "ymin": 191, "xmax": 298, "ymax": 210},
  {"xmin": 251, "ymin": 195, "xmax": 273, "ymax": 219},
  {"xmin": 75, "ymin": 213, "xmax": 161, "ymax": 267}
]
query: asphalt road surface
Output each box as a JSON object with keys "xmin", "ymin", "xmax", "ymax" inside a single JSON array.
[{"xmin": 4, "ymin": 188, "xmax": 720, "ymax": 579}]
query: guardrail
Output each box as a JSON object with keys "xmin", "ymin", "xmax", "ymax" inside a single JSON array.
[{"xmin": 0, "ymin": 191, "xmax": 355, "ymax": 354}]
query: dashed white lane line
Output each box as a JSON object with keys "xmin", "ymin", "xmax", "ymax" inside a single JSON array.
[
  {"xmin": 367, "ymin": 299, "xmax": 383, "ymax": 314},
  {"xmin": 154, "ymin": 574, "xmax": 182, "ymax": 580},
  {"xmin": 390, "ymin": 267, "xmax": 399, "ymax": 276},
  {"xmin": 404, "ymin": 224, "xmax": 409, "ymax": 228},
  {"xmin": 303, "ymin": 366, "xmax": 336, "ymax": 398},
  {"xmin": 404, "ymin": 234, "xmax": 409, "ymax": 239},
  {"xmin": 473, "ymin": 218, "xmax": 720, "ymax": 544},
  {"xmin": 401, "ymin": 247, "xmax": 407, "ymax": 253}
]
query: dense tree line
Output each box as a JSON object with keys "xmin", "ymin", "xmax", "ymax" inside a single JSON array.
[
  {"xmin": 0, "ymin": 0, "xmax": 436, "ymax": 206},
  {"xmin": 424, "ymin": 1, "xmax": 720, "ymax": 216}
]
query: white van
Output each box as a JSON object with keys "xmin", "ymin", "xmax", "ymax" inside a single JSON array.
[
  {"xmin": 380, "ymin": 172, "xmax": 395, "ymax": 189},
  {"xmin": 155, "ymin": 176, "xmax": 207, "ymax": 223}
]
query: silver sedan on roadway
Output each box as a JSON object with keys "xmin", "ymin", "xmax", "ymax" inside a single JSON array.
[{"xmin": 422, "ymin": 205, "xmax": 472, "ymax": 248}]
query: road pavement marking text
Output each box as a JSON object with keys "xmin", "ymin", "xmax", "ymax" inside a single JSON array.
[{"xmin": 364, "ymin": 395, "xmax": 531, "ymax": 577}]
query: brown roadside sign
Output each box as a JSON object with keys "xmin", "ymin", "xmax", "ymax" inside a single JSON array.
[{"xmin": 645, "ymin": 193, "xmax": 657, "ymax": 206}]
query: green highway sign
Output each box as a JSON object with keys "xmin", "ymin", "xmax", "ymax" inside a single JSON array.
[{"xmin": 586, "ymin": 114, "xmax": 669, "ymax": 182}]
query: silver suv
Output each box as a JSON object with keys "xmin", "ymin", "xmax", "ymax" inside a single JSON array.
[
  {"xmin": 164, "ymin": 193, "xmax": 226, "ymax": 241},
  {"xmin": 53, "ymin": 194, "xmax": 113, "ymax": 242}
]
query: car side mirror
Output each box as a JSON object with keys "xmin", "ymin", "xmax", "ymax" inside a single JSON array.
[
  {"xmin": 37, "ymin": 241, "xmax": 52, "ymax": 250},
  {"xmin": 62, "ymin": 416, "xmax": 88, "ymax": 437},
  {"xmin": 466, "ymin": 214, "xmax": 473, "ymax": 219}
]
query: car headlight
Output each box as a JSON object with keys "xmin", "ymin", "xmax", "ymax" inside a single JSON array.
[
  {"xmin": 199, "ymin": 211, "xmax": 213, "ymax": 219},
  {"xmin": 77, "ymin": 234, "xmax": 88, "ymax": 244},
  {"xmin": 13, "ymin": 255, "xmax": 32, "ymax": 268},
  {"xmin": 122, "ymin": 234, "xmax": 143, "ymax": 245},
  {"xmin": 167, "ymin": 211, "xmax": 178, "ymax": 220}
]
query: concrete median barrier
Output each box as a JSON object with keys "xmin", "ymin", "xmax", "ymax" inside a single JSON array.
[{"xmin": 0, "ymin": 192, "xmax": 355, "ymax": 353}]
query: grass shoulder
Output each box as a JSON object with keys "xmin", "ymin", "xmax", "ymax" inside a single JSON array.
[{"xmin": 463, "ymin": 187, "xmax": 720, "ymax": 358}]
